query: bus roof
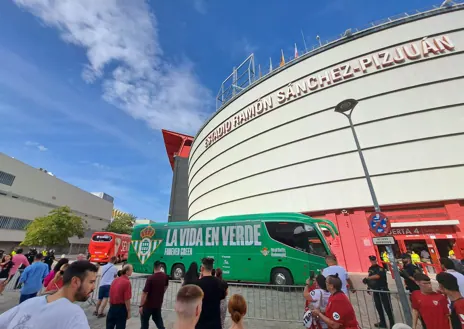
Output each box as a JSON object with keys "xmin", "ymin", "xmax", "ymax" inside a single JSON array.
[{"xmin": 136, "ymin": 212, "xmax": 337, "ymax": 231}]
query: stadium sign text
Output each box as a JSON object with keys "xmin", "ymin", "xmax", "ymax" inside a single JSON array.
[{"xmin": 205, "ymin": 35, "xmax": 455, "ymax": 149}]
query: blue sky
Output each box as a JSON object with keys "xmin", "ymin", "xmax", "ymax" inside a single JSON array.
[{"xmin": 0, "ymin": 0, "xmax": 440, "ymax": 220}]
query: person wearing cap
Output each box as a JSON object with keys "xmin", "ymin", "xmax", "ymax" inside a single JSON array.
[
  {"xmin": 411, "ymin": 273, "xmax": 449, "ymax": 329},
  {"xmin": 363, "ymin": 255, "xmax": 394, "ymax": 328},
  {"xmin": 399, "ymin": 253, "xmax": 421, "ymax": 293}
]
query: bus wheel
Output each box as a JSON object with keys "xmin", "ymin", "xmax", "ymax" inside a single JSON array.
[
  {"xmin": 271, "ymin": 268, "xmax": 293, "ymax": 285},
  {"xmin": 171, "ymin": 264, "xmax": 185, "ymax": 280}
]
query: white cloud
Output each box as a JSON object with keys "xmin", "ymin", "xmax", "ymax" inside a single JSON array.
[
  {"xmin": 193, "ymin": 0, "xmax": 207, "ymax": 14},
  {"xmin": 229, "ymin": 37, "xmax": 258, "ymax": 60},
  {"xmin": 13, "ymin": 0, "xmax": 212, "ymax": 134},
  {"xmin": 91, "ymin": 162, "xmax": 109, "ymax": 170},
  {"xmin": 25, "ymin": 141, "xmax": 47, "ymax": 151}
]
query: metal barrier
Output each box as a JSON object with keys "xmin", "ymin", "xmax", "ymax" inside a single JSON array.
[
  {"xmin": 89, "ymin": 276, "xmax": 304, "ymax": 322},
  {"xmin": 3, "ymin": 271, "xmax": 22, "ymax": 292},
  {"xmin": 87, "ymin": 277, "xmax": 418, "ymax": 328},
  {"xmin": 4, "ymin": 273, "xmax": 424, "ymax": 328},
  {"xmin": 348, "ymin": 289, "xmax": 416, "ymax": 329}
]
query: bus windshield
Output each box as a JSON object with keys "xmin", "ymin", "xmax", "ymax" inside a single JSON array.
[
  {"xmin": 92, "ymin": 234, "xmax": 113, "ymax": 242},
  {"xmin": 265, "ymin": 222, "xmax": 328, "ymax": 257}
]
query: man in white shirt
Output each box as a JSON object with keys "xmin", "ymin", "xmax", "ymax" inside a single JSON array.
[
  {"xmin": 321, "ymin": 255, "xmax": 354, "ymax": 295},
  {"xmin": 440, "ymin": 257, "xmax": 464, "ymax": 296},
  {"xmin": 0, "ymin": 260, "xmax": 97, "ymax": 329},
  {"xmin": 95, "ymin": 256, "xmax": 118, "ymax": 317}
]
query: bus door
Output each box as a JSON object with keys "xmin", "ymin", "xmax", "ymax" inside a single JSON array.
[
  {"xmin": 217, "ymin": 222, "xmax": 266, "ymax": 282},
  {"xmin": 212, "ymin": 223, "xmax": 239, "ymax": 282},
  {"xmin": 265, "ymin": 221, "xmax": 329, "ymax": 284}
]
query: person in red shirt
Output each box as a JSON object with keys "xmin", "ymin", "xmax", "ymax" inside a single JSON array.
[
  {"xmin": 411, "ymin": 273, "xmax": 450, "ymax": 329},
  {"xmin": 312, "ymin": 274, "xmax": 360, "ymax": 329},
  {"xmin": 437, "ymin": 272, "xmax": 464, "ymax": 329},
  {"xmin": 107, "ymin": 264, "xmax": 133, "ymax": 329},
  {"xmin": 45, "ymin": 263, "xmax": 69, "ymax": 293}
]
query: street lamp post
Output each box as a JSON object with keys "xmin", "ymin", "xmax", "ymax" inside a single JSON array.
[{"xmin": 335, "ymin": 99, "xmax": 412, "ymax": 326}]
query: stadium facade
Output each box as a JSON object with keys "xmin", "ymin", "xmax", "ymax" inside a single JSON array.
[{"xmin": 161, "ymin": 4, "xmax": 464, "ymax": 272}]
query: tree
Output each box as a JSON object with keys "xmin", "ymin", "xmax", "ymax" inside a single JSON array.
[
  {"xmin": 22, "ymin": 206, "xmax": 86, "ymax": 247},
  {"xmin": 105, "ymin": 213, "xmax": 136, "ymax": 235}
]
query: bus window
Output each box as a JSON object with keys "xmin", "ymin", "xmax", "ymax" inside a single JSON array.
[
  {"xmin": 265, "ymin": 222, "xmax": 328, "ymax": 257},
  {"xmin": 92, "ymin": 234, "xmax": 112, "ymax": 242}
]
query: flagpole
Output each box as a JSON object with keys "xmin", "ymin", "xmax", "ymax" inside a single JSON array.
[
  {"xmin": 258, "ymin": 64, "xmax": 262, "ymax": 78},
  {"xmin": 301, "ymin": 30, "xmax": 308, "ymax": 52},
  {"xmin": 269, "ymin": 57, "xmax": 273, "ymax": 73}
]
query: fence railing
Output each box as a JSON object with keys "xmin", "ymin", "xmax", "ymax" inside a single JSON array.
[
  {"xmin": 87, "ymin": 276, "xmax": 413, "ymax": 328},
  {"xmin": 5, "ymin": 272, "xmax": 420, "ymax": 328}
]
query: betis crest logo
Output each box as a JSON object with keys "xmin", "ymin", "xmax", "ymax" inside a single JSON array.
[
  {"xmin": 131, "ymin": 226, "xmax": 163, "ymax": 265},
  {"xmin": 260, "ymin": 247, "xmax": 269, "ymax": 256}
]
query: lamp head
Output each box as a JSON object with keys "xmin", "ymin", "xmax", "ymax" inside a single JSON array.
[{"xmin": 335, "ymin": 99, "xmax": 358, "ymax": 114}]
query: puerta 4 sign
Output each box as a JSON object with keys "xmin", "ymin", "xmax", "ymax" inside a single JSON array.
[{"xmin": 368, "ymin": 212, "xmax": 391, "ymax": 237}]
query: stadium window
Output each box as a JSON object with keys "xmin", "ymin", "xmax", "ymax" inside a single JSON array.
[{"xmin": 0, "ymin": 171, "xmax": 15, "ymax": 186}]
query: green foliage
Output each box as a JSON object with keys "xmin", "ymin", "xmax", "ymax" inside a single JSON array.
[
  {"xmin": 22, "ymin": 206, "xmax": 86, "ymax": 247},
  {"xmin": 105, "ymin": 213, "xmax": 136, "ymax": 235}
]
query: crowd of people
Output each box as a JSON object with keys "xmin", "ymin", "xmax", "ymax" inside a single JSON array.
[
  {"xmin": 98, "ymin": 256, "xmax": 245, "ymax": 329},
  {"xmin": 0, "ymin": 247, "xmax": 88, "ymax": 298},
  {"xmin": 0, "ymin": 248, "xmax": 247, "ymax": 329},
  {"xmin": 301, "ymin": 252, "xmax": 464, "ymax": 329},
  {"xmin": 1, "ymin": 246, "xmax": 464, "ymax": 329}
]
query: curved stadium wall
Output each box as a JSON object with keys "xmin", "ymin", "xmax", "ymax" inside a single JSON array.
[{"xmin": 188, "ymin": 7, "xmax": 464, "ymax": 221}]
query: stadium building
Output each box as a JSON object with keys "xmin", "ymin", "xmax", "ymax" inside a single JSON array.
[{"xmin": 163, "ymin": 3, "xmax": 464, "ymax": 272}]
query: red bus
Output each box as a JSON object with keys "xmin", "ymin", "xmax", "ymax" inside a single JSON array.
[{"xmin": 89, "ymin": 232, "xmax": 131, "ymax": 263}]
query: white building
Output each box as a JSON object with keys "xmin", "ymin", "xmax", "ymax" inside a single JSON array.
[
  {"xmin": 188, "ymin": 5, "xmax": 464, "ymax": 221},
  {"xmin": 187, "ymin": 4, "xmax": 464, "ymax": 272},
  {"xmin": 0, "ymin": 153, "xmax": 113, "ymax": 252}
]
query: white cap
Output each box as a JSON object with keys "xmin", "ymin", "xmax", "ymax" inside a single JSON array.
[{"xmin": 392, "ymin": 324, "xmax": 412, "ymax": 329}]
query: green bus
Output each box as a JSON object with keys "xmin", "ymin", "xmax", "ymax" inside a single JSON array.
[{"xmin": 128, "ymin": 212, "xmax": 338, "ymax": 285}]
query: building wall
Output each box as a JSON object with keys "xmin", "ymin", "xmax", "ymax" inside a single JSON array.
[
  {"xmin": 0, "ymin": 153, "xmax": 112, "ymax": 247},
  {"xmin": 168, "ymin": 156, "xmax": 190, "ymax": 222},
  {"xmin": 314, "ymin": 201, "xmax": 464, "ymax": 272},
  {"xmin": 188, "ymin": 9, "xmax": 464, "ymax": 220}
]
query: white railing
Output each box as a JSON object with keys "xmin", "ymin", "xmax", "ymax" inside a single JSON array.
[{"xmin": 216, "ymin": 1, "xmax": 464, "ymax": 110}]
